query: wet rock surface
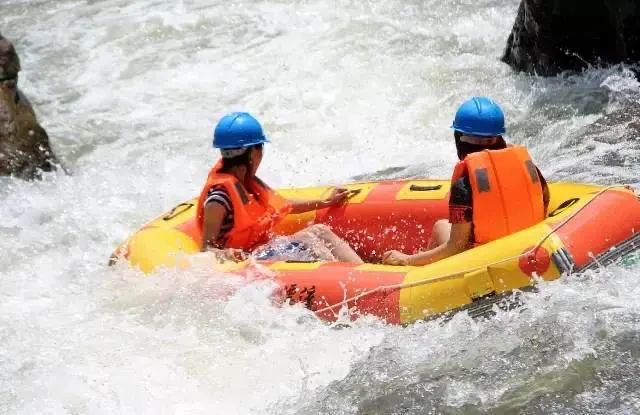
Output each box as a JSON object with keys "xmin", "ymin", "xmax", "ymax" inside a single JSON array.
[
  {"xmin": 503, "ymin": 0, "xmax": 640, "ymax": 75},
  {"xmin": 0, "ymin": 32, "xmax": 58, "ymax": 179}
]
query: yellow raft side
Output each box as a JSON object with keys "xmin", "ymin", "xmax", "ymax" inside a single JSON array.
[{"xmin": 112, "ymin": 180, "xmax": 639, "ymax": 324}]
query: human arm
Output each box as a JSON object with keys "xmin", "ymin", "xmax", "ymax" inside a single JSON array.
[
  {"xmin": 201, "ymin": 202, "xmax": 227, "ymax": 252},
  {"xmin": 383, "ymin": 176, "xmax": 473, "ymax": 266},
  {"xmin": 201, "ymin": 202, "xmax": 246, "ymax": 260},
  {"xmin": 382, "ymin": 222, "xmax": 473, "ymax": 266},
  {"xmin": 288, "ymin": 188, "xmax": 350, "ymax": 214}
]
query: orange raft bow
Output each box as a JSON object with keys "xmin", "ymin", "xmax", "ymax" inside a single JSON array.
[
  {"xmin": 195, "ymin": 160, "xmax": 291, "ymax": 250},
  {"xmin": 451, "ymin": 146, "xmax": 545, "ymax": 244}
]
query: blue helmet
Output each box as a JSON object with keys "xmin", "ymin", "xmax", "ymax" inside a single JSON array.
[
  {"xmin": 451, "ymin": 96, "xmax": 506, "ymax": 137},
  {"xmin": 213, "ymin": 112, "xmax": 270, "ymax": 149}
]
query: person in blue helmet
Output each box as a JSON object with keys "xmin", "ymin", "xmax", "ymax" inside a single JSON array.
[
  {"xmin": 383, "ymin": 96, "xmax": 550, "ymax": 266},
  {"xmin": 196, "ymin": 112, "xmax": 363, "ymax": 263}
]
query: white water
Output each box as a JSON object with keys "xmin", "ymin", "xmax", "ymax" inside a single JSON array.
[{"xmin": 2, "ymin": 0, "xmax": 640, "ymax": 413}]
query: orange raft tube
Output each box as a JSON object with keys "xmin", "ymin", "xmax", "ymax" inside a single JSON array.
[{"xmin": 110, "ymin": 180, "xmax": 640, "ymax": 325}]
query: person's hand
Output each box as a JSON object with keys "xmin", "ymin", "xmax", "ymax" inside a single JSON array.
[
  {"xmin": 224, "ymin": 248, "xmax": 247, "ymax": 261},
  {"xmin": 382, "ymin": 250, "xmax": 411, "ymax": 266},
  {"xmin": 324, "ymin": 187, "xmax": 350, "ymax": 207},
  {"xmin": 208, "ymin": 247, "xmax": 247, "ymax": 262}
]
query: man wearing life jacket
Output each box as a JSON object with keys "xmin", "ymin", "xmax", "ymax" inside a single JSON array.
[
  {"xmin": 198, "ymin": 112, "xmax": 363, "ymax": 263},
  {"xmin": 383, "ymin": 96, "xmax": 550, "ymax": 266}
]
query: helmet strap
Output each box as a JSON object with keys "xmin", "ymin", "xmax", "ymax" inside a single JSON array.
[
  {"xmin": 459, "ymin": 135, "xmax": 500, "ymax": 145},
  {"xmin": 454, "ymin": 132, "xmax": 506, "ymax": 160},
  {"xmin": 220, "ymin": 147, "xmax": 249, "ymax": 159}
]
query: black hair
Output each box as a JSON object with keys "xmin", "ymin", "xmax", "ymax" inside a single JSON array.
[
  {"xmin": 219, "ymin": 144, "xmax": 263, "ymax": 172},
  {"xmin": 454, "ymin": 131, "xmax": 507, "ymax": 160}
]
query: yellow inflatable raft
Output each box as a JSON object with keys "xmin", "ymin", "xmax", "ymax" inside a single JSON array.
[{"xmin": 110, "ymin": 179, "xmax": 640, "ymax": 325}]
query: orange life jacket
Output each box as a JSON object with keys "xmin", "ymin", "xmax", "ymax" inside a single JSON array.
[
  {"xmin": 196, "ymin": 161, "xmax": 291, "ymax": 250},
  {"xmin": 450, "ymin": 146, "xmax": 545, "ymax": 244}
]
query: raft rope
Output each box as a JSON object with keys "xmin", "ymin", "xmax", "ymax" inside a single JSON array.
[{"xmin": 314, "ymin": 185, "xmax": 630, "ymax": 316}]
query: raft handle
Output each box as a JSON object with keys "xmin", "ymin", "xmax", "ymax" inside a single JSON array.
[
  {"xmin": 409, "ymin": 184, "xmax": 442, "ymax": 192},
  {"xmin": 346, "ymin": 189, "xmax": 362, "ymax": 199},
  {"xmin": 162, "ymin": 202, "xmax": 194, "ymax": 221},
  {"xmin": 548, "ymin": 198, "xmax": 579, "ymax": 217},
  {"xmin": 285, "ymin": 259, "xmax": 321, "ymax": 264}
]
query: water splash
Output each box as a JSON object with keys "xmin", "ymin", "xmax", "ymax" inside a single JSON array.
[{"xmin": 2, "ymin": 0, "xmax": 639, "ymax": 413}]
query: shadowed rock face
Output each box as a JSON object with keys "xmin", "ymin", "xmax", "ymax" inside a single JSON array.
[
  {"xmin": 0, "ymin": 33, "xmax": 58, "ymax": 179},
  {"xmin": 502, "ymin": 0, "xmax": 640, "ymax": 75}
]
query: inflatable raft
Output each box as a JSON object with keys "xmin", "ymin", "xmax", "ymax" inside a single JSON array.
[{"xmin": 110, "ymin": 179, "xmax": 640, "ymax": 325}]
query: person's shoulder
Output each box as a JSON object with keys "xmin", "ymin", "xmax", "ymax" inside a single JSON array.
[
  {"xmin": 450, "ymin": 174, "xmax": 472, "ymax": 206},
  {"xmin": 205, "ymin": 185, "xmax": 232, "ymax": 209},
  {"xmin": 452, "ymin": 175, "xmax": 471, "ymax": 192},
  {"xmin": 207, "ymin": 184, "xmax": 230, "ymax": 196},
  {"xmin": 253, "ymin": 176, "xmax": 271, "ymax": 189}
]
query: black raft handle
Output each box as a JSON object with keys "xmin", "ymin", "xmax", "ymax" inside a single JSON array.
[
  {"xmin": 162, "ymin": 202, "xmax": 195, "ymax": 221},
  {"xmin": 409, "ymin": 184, "xmax": 442, "ymax": 192},
  {"xmin": 346, "ymin": 189, "xmax": 362, "ymax": 199}
]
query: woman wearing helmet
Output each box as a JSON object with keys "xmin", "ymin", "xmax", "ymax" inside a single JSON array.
[
  {"xmin": 197, "ymin": 112, "xmax": 363, "ymax": 263},
  {"xmin": 383, "ymin": 97, "xmax": 549, "ymax": 266}
]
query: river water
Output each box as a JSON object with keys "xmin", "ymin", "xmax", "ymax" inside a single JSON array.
[{"xmin": 2, "ymin": 0, "xmax": 640, "ymax": 413}]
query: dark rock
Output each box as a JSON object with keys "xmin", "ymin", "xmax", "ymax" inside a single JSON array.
[
  {"xmin": 0, "ymin": 32, "xmax": 58, "ymax": 179},
  {"xmin": 0, "ymin": 34, "xmax": 20, "ymax": 80},
  {"xmin": 502, "ymin": 0, "xmax": 640, "ymax": 76}
]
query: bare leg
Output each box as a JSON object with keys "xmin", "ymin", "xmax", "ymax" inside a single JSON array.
[
  {"xmin": 291, "ymin": 232, "xmax": 337, "ymax": 261},
  {"xmin": 296, "ymin": 224, "xmax": 363, "ymax": 264},
  {"xmin": 427, "ymin": 219, "xmax": 451, "ymax": 249}
]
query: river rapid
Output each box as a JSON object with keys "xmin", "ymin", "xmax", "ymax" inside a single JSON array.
[{"xmin": 2, "ymin": 0, "xmax": 640, "ymax": 413}]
